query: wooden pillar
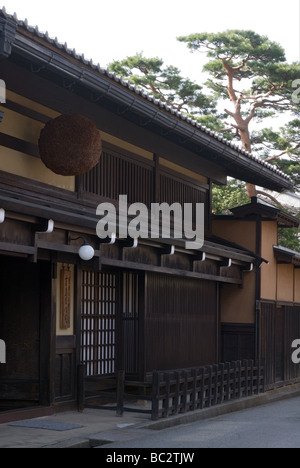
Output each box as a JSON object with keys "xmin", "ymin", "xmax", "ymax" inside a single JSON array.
[{"xmin": 39, "ymin": 260, "xmax": 57, "ymax": 406}]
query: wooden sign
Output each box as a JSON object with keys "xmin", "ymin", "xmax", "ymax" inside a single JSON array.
[{"xmin": 60, "ymin": 268, "xmax": 71, "ymax": 329}]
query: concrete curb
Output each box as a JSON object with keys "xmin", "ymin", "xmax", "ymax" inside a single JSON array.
[
  {"xmin": 57, "ymin": 383, "xmax": 300, "ymax": 448},
  {"xmin": 142, "ymin": 387, "xmax": 300, "ymax": 431},
  {"xmin": 44, "ymin": 437, "xmax": 112, "ymax": 449}
]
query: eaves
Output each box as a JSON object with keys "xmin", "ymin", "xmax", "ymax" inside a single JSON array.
[{"xmin": 0, "ymin": 9, "xmax": 294, "ymax": 193}]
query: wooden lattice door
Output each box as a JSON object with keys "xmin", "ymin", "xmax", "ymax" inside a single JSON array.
[
  {"xmin": 81, "ymin": 271, "xmax": 117, "ymax": 377},
  {"xmin": 81, "ymin": 270, "xmax": 141, "ymax": 379}
]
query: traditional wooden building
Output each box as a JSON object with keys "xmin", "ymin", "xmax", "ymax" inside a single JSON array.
[
  {"xmin": 0, "ymin": 9, "xmax": 295, "ymax": 420},
  {"xmin": 213, "ymin": 198, "xmax": 300, "ymax": 388}
]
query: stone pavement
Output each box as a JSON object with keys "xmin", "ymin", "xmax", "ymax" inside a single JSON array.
[
  {"xmin": 0, "ymin": 404, "xmax": 151, "ymax": 448},
  {"xmin": 1, "ymin": 383, "xmax": 300, "ymax": 448}
]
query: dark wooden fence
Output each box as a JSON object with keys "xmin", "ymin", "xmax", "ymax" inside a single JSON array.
[
  {"xmin": 115, "ymin": 360, "xmax": 265, "ymax": 421},
  {"xmin": 260, "ymin": 302, "xmax": 300, "ymax": 389}
]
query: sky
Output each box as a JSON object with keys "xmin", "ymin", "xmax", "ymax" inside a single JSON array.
[{"xmin": 1, "ymin": 0, "xmax": 300, "ymax": 83}]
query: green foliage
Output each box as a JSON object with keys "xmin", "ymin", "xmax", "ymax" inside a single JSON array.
[
  {"xmin": 178, "ymin": 30, "xmax": 285, "ymax": 79},
  {"xmin": 178, "ymin": 29, "xmax": 300, "ymax": 194},
  {"xmin": 252, "ymin": 119, "xmax": 300, "ymax": 189},
  {"xmin": 212, "ymin": 180, "xmax": 249, "ymax": 214},
  {"xmin": 177, "ymin": 30, "xmax": 286, "ymax": 68},
  {"xmin": 278, "ymin": 227, "xmax": 300, "ymax": 253},
  {"xmin": 109, "ymin": 32, "xmax": 300, "ymax": 201},
  {"xmin": 178, "ymin": 30, "xmax": 298, "ymax": 117},
  {"xmin": 213, "ymin": 182, "xmax": 300, "ymax": 253},
  {"xmin": 108, "ymin": 52, "xmax": 217, "ymax": 115}
]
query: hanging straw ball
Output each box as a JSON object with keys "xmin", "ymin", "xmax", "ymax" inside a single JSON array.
[{"xmin": 39, "ymin": 114, "xmax": 102, "ymax": 176}]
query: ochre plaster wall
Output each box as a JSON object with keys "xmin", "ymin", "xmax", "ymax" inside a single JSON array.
[
  {"xmin": 261, "ymin": 221, "xmax": 277, "ymax": 301},
  {"xmin": 220, "ymin": 272, "xmax": 256, "ymax": 324},
  {"xmin": 212, "ymin": 219, "xmax": 256, "ymax": 252},
  {"xmin": 294, "ymin": 269, "xmax": 300, "ymax": 303},
  {"xmin": 277, "ymin": 264, "xmax": 294, "ymax": 302}
]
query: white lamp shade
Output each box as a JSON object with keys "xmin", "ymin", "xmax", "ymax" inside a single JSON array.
[{"xmin": 79, "ymin": 243, "xmax": 95, "ymax": 261}]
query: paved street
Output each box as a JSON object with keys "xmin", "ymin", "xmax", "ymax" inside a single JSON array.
[{"xmin": 101, "ymin": 396, "xmax": 300, "ymax": 449}]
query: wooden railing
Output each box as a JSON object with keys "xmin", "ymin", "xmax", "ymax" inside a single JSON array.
[{"xmin": 116, "ymin": 360, "xmax": 265, "ymax": 421}]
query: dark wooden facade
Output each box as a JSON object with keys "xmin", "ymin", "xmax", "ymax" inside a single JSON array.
[
  {"xmin": 146, "ymin": 274, "xmax": 218, "ymax": 371},
  {"xmin": 0, "ymin": 10, "xmax": 295, "ymax": 420}
]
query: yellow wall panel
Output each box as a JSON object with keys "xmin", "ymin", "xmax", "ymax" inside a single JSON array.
[
  {"xmin": 1, "ymin": 108, "xmax": 44, "ymax": 145},
  {"xmin": 261, "ymin": 221, "xmax": 278, "ymax": 300},
  {"xmin": 220, "ymin": 272, "xmax": 256, "ymax": 323},
  {"xmin": 277, "ymin": 264, "xmax": 294, "ymax": 302},
  {"xmin": 212, "ymin": 219, "xmax": 256, "ymax": 252},
  {"xmin": 6, "ymin": 90, "xmax": 59, "ymax": 119},
  {"xmin": 160, "ymin": 158, "xmax": 208, "ymax": 184},
  {"xmin": 0, "ymin": 146, "xmax": 75, "ymax": 191},
  {"xmin": 102, "ymin": 131, "xmax": 153, "ymax": 161},
  {"xmin": 294, "ymin": 269, "xmax": 300, "ymax": 303}
]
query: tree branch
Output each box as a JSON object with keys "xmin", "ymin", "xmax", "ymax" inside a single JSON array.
[
  {"xmin": 224, "ymin": 108, "xmax": 237, "ymax": 119},
  {"xmin": 256, "ymin": 191, "xmax": 284, "ymax": 208},
  {"xmin": 223, "ymin": 61, "xmax": 239, "ymax": 104},
  {"xmin": 244, "ymin": 104, "xmax": 258, "ymax": 125},
  {"xmin": 265, "ymin": 143, "xmax": 300, "ymax": 161},
  {"xmin": 224, "ymin": 120, "xmax": 242, "ymax": 131}
]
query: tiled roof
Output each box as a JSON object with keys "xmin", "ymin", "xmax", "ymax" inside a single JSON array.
[{"xmin": 0, "ymin": 7, "xmax": 292, "ymax": 184}]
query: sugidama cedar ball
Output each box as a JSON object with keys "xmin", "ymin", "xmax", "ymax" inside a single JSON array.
[{"xmin": 39, "ymin": 114, "xmax": 102, "ymax": 176}]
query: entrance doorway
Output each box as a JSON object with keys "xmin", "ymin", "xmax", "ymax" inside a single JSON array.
[
  {"xmin": 0, "ymin": 257, "xmax": 50, "ymax": 411},
  {"xmin": 80, "ymin": 270, "xmax": 141, "ymax": 403}
]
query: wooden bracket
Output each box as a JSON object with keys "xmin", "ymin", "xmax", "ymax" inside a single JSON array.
[
  {"xmin": 218, "ymin": 258, "xmax": 232, "ymax": 276},
  {"xmin": 192, "ymin": 251, "xmax": 206, "ymax": 271},
  {"xmin": 243, "ymin": 263, "xmax": 254, "ymax": 272},
  {"xmin": 120, "ymin": 238, "xmax": 139, "ymax": 249},
  {"xmin": 99, "ymin": 233, "xmax": 116, "ymax": 245},
  {"xmin": 159, "ymin": 245, "xmax": 175, "ymax": 266},
  {"xmin": 119, "ymin": 238, "xmax": 138, "ymax": 261},
  {"xmin": 220, "ymin": 258, "xmax": 232, "ymax": 268},
  {"xmin": 161, "ymin": 245, "xmax": 175, "ymax": 256},
  {"xmin": 35, "ymin": 219, "xmax": 54, "ymax": 234},
  {"xmin": 32, "ymin": 219, "xmax": 55, "ymax": 262}
]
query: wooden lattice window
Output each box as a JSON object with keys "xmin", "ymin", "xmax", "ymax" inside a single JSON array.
[
  {"xmin": 81, "ymin": 271, "xmax": 117, "ymax": 377},
  {"xmin": 81, "ymin": 150, "xmax": 154, "ymax": 206},
  {"xmin": 159, "ymin": 172, "xmax": 207, "ymax": 205}
]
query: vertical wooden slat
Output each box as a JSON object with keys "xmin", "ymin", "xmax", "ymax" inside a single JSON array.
[
  {"xmin": 243, "ymin": 360, "xmax": 249, "ymax": 397},
  {"xmin": 225, "ymin": 362, "xmax": 231, "ymax": 402},
  {"xmin": 207, "ymin": 366, "xmax": 212, "ymax": 407},
  {"xmin": 182, "ymin": 371, "xmax": 188, "ymax": 413},
  {"xmin": 219, "ymin": 363, "xmax": 225, "ymax": 404},
  {"xmin": 191, "ymin": 368, "xmax": 197, "ymax": 411},
  {"xmin": 199, "ymin": 367, "xmax": 205, "ymax": 409},
  {"xmin": 122, "ymin": 272, "xmax": 139, "ymax": 376},
  {"xmin": 152, "ymin": 371, "xmax": 160, "ymax": 421},
  {"xmin": 77, "ymin": 363, "xmax": 85, "ymax": 412},
  {"xmin": 237, "ymin": 361, "xmax": 242, "ymax": 399},
  {"xmin": 213, "ymin": 365, "xmax": 218, "ymax": 405},
  {"xmin": 116, "ymin": 370, "xmax": 125, "ymax": 417},
  {"xmin": 164, "ymin": 373, "xmax": 171, "ymax": 417}
]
